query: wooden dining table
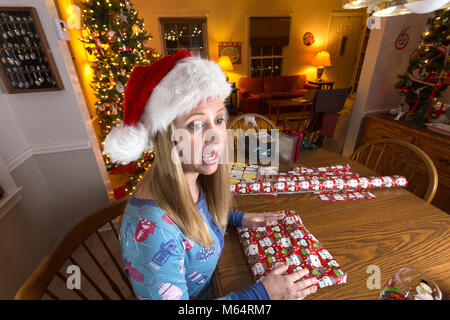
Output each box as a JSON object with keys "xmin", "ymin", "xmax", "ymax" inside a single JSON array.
[{"xmin": 212, "ymin": 149, "xmax": 450, "ymax": 300}]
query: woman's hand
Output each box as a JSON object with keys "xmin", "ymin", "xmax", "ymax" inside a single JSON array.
[
  {"xmin": 241, "ymin": 211, "xmax": 285, "ymax": 228},
  {"xmin": 261, "ymin": 264, "xmax": 318, "ymax": 300}
]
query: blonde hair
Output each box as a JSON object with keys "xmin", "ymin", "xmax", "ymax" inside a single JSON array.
[{"xmin": 134, "ymin": 123, "xmax": 233, "ymax": 248}]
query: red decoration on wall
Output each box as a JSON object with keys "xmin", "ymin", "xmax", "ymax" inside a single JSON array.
[
  {"xmin": 303, "ymin": 32, "xmax": 315, "ymax": 46},
  {"xmin": 395, "ymin": 26, "xmax": 410, "ymax": 50}
]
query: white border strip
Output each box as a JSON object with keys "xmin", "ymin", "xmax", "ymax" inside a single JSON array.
[
  {"xmin": 0, "ymin": 187, "xmax": 23, "ymax": 220},
  {"xmin": 5, "ymin": 140, "xmax": 91, "ymax": 172}
]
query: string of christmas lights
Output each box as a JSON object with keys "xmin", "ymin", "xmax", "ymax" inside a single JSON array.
[
  {"xmin": 395, "ymin": 8, "xmax": 449, "ymax": 126},
  {"xmin": 80, "ymin": 0, "xmax": 160, "ymax": 198}
]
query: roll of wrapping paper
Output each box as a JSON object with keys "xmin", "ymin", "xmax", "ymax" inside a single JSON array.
[
  {"xmin": 230, "ymin": 175, "xmax": 408, "ymax": 195},
  {"xmin": 229, "ymin": 164, "xmax": 359, "ymax": 185}
]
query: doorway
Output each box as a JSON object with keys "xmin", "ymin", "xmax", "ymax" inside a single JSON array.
[{"xmin": 325, "ymin": 11, "xmax": 367, "ymax": 90}]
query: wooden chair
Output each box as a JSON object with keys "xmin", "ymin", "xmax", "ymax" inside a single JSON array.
[
  {"xmin": 279, "ymin": 90, "xmax": 316, "ymax": 132},
  {"xmin": 227, "ymin": 113, "xmax": 276, "ymax": 164},
  {"xmin": 350, "ymin": 139, "xmax": 438, "ymax": 203},
  {"xmin": 304, "ymin": 88, "xmax": 349, "ymax": 147},
  {"xmin": 15, "ymin": 197, "xmax": 134, "ymax": 300},
  {"xmin": 279, "ymin": 103, "xmax": 313, "ymax": 132},
  {"xmin": 227, "ymin": 113, "xmax": 276, "ymax": 131}
]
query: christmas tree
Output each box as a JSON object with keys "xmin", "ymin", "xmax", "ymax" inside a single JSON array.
[
  {"xmin": 80, "ymin": 0, "xmax": 160, "ymax": 199},
  {"xmin": 395, "ymin": 8, "xmax": 449, "ymax": 127}
]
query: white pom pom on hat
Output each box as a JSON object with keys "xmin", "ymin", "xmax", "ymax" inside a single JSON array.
[
  {"xmin": 103, "ymin": 49, "xmax": 231, "ymax": 164},
  {"xmin": 103, "ymin": 123, "xmax": 151, "ymax": 164}
]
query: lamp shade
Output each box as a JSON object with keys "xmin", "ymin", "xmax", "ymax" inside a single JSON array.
[
  {"xmin": 372, "ymin": 4, "xmax": 411, "ymax": 17},
  {"xmin": 405, "ymin": 0, "xmax": 450, "ymax": 14},
  {"xmin": 342, "ymin": 0, "xmax": 386, "ymax": 9},
  {"xmin": 312, "ymin": 51, "xmax": 332, "ymax": 67},
  {"xmin": 218, "ymin": 55, "xmax": 234, "ymax": 71},
  {"xmin": 344, "ymin": 0, "xmax": 450, "ymax": 16}
]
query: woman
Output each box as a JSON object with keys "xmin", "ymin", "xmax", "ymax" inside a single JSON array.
[{"xmin": 104, "ymin": 49, "xmax": 318, "ymax": 300}]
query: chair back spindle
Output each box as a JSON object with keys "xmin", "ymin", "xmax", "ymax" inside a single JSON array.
[
  {"xmin": 351, "ymin": 139, "xmax": 438, "ymax": 203},
  {"xmin": 15, "ymin": 197, "xmax": 136, "ymax": 300}
]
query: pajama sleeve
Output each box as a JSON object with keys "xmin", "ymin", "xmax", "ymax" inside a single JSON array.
[
  {"xmin": 226, "ymin": 282, "xmax": 270, "ymax": 300},
  {"xmin": 228, "ymin": 209, "xmax": 245, "ymax": 227},
  {"xmin": 122, "ymin": 224, "xmax": 190, "ymax": 300},
  {"xmin": 123, "ymin": 222, "xmax": 270, "ymax": 300},
  {"xmin": 120, "ymin": 200, "xmax": 270, "ymax": 300}
]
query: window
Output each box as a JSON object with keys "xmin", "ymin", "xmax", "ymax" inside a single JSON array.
[
  {"xmin": 250, "ymin": 46, "xmax": 283, "ymax": 77},
  {"xmin": 249, "ymin": 17, "xmax": 290, "ymax": 78},
  {"xmin": 160, "ymin": 18, "xmax": 207, "ymax": 58}
]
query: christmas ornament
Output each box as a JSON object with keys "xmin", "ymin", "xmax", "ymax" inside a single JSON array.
[
  {"xmin": 132, "ymin": 24, "xmax": 141, "ymax": 35},
  {"xmin": 390, "ymin": 95, "xmax": 411, "ymax": 120},
  {"xmin": 106, "ymin": 30, "xmax": 117, "ymax": 43},
  {"xmin": 117, "ymin": 12, "xmax": 128, "ymax": 23},
  {"xmin": 111, "ymin": 103, "xmax": 118, "ymax": 115},
  {"xmin": 395, "ymin": 26, "xmax": 410, "ymax": 50},
  {"xmin": 98, "ymin": 103, "xmax": 106, "ymax": 112},
  {"xmin": 303, "ymin": 32, "xmax": 315, "ymax": 46},
  {"xmin": 94, "ymin": 36, "xmax": 104, "ymax": 55},
  {"xmin": 118, "ymin": 44, "xmax": 132, "ymax": 57},
  {"xmin": 115, "ymin": 82, "xmax": 125, "ymax": 93}
]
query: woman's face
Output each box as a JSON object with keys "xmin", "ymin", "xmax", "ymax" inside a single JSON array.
[{"xmin": 173, "ymin": 97, "xmax": 227, "ymax": 175}]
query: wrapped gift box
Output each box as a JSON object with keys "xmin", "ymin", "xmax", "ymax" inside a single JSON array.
[{"xmin": 237, "ymin": 210, "xmax": 347, "ymax": 288}]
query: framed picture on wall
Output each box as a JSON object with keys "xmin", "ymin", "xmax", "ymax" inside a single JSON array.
[
  {"xmin": 0, "ymin": 7, "xmax": 64, "ymax": 94},
  {"xmin": 218, "ymin": 42, "xmax": 241, "ymax": 64}
]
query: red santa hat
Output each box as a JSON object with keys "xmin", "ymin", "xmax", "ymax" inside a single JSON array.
[{"xmin": 103, "ymin": 49, "xmax": 231, "ymax": 164}]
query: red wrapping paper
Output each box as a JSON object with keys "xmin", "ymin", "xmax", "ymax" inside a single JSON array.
[
  {"xmin": 237, "ymin": 210, "xmax": 347, "ymax": 288},
  {"xmin": 231, "ymin": 175, "xmax": 408, "ymax": 195},
  {"xmin": 315, "ymin": 190, "xmax": 376, "ymax": 202}
]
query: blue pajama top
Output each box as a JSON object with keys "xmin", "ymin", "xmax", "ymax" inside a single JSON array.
[{"xmin": 119, "ymin": 189, "xmax": 270, "ymax": 300}]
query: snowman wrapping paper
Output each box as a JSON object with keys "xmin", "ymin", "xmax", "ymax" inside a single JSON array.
[
  {"xmin": 237, "ymin": 209, "xmax": 347, "ymax": 289},
  {"xmin": 229, "ymin": 163, "xmax": 408, "ymax": 200}
]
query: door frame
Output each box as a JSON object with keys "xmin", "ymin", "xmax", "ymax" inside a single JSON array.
[{"xmin": 326, "ymin": 9, "xmax": 368, "ymax": 90}]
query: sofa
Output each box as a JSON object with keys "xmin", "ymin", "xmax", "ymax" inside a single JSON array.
[{"xmin": 237, "ymin": 75, "xmax": 319, "ymax": 114}]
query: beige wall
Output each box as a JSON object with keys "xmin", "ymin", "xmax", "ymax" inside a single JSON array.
[
  {"xmin": 134, "ymin": 0, "xmax": 344, "ymax": 83},
  {"xmin": 0, "ymin": 0, "xmax": 110, "ymax": 299},
  {"xmin": 342, "ymin": 13, "xmax": 434, "ymax": 156}
]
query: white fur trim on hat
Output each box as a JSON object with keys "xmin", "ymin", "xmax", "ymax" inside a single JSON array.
[
  {"xmin": 142, "ymin": 56, "xmax": 232, "ymax": 138},
  {"xmin": 103, "ymin": 123, "xmax": 151, "ymax": 164}
]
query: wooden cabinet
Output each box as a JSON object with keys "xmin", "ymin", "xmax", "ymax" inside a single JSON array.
[{"xmin": 360, "ymin": 113, "xmax": 450, "ymax": 213}]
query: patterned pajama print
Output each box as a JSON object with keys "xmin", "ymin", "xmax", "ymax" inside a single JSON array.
[{"xmin": 119, "ymin": 190, "xmax": 269, "ymax": 300}]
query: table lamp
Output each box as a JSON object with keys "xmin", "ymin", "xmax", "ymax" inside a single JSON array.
[
  {"xmin": 218, "ymin": 55, "xmax": 234, "ymax": 82},
  {"xmin": 311, "ymin": 51, "xmax": 331, "ymax": 82}
]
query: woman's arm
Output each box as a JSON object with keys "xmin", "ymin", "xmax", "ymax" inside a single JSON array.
[
  {"xmin": 224, "ymin": 282, "xmax": 270, "ymax": 300},
  {"xmin": 121, "ymin": 208, "xmax": 268, "ymax": 300},
  {"xmin": 121, "ymin": 223, "xmax": 190, "ymax": 300},
  {"xmin": 228, "ymin": 209, "xmax": 245, "ymax": 227}
]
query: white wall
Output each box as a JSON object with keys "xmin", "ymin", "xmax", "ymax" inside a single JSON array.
[
  {"xmin": 342, "ymin": 13, "xmax": 434, "ymax": 156},
  {"xmin": 0, "ymin": 0, "xmax": 110, "ymax": 299}
]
